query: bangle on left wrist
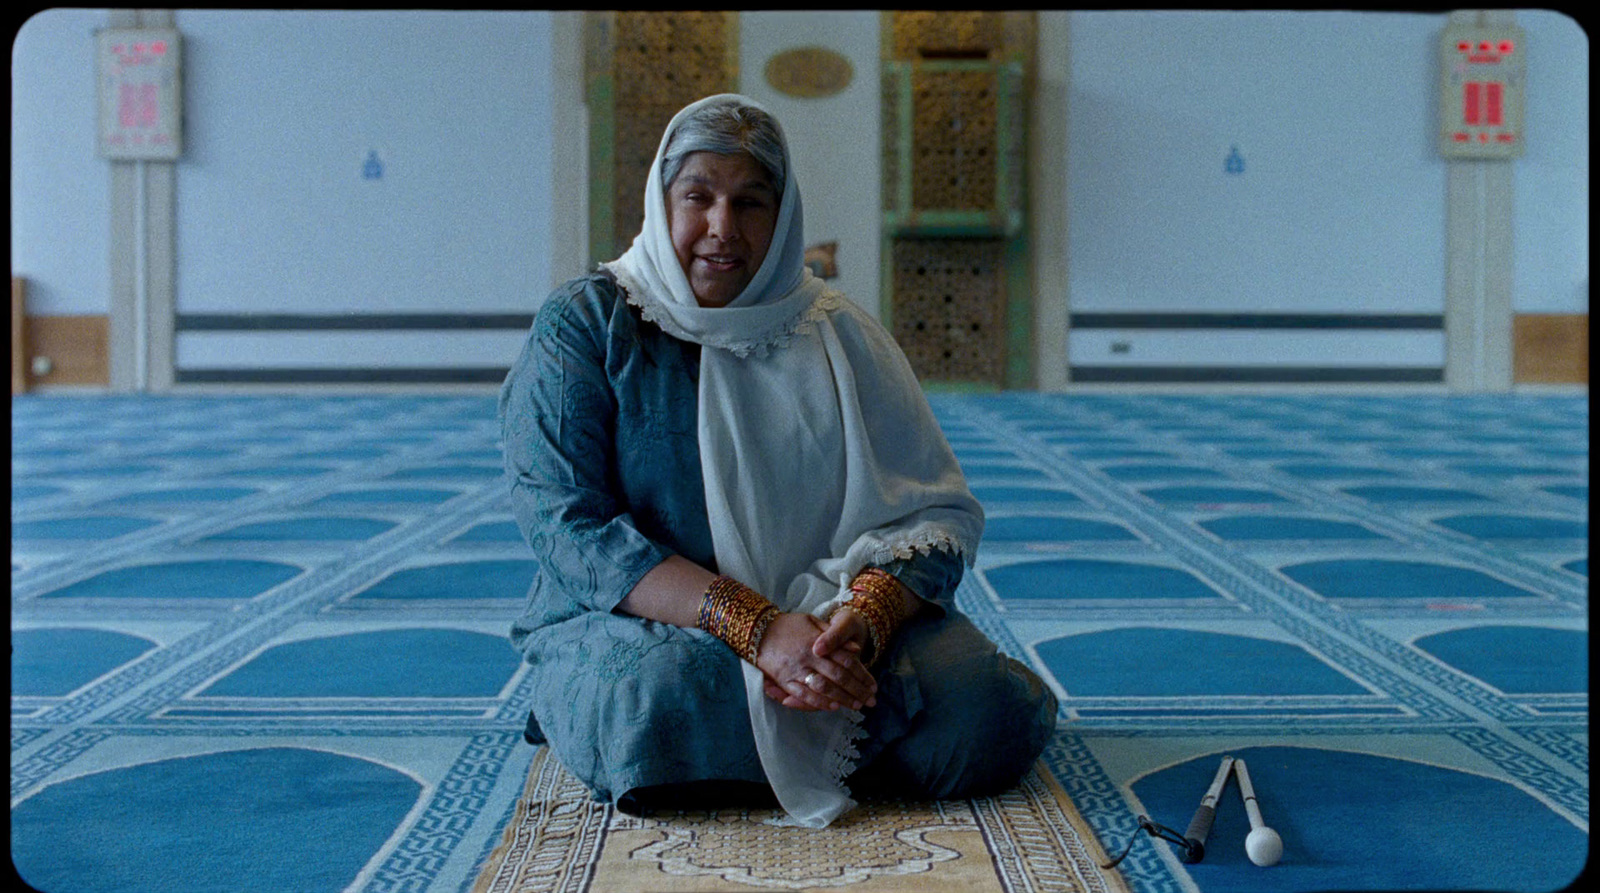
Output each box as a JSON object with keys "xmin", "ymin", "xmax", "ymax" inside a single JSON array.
[{"xmin": 844, "ymin": 567, "xmax": 905, "ymax": 667}]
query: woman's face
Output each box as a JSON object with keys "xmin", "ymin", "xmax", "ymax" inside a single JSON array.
[{"xmin": 666, "ymin": 151, "xmax": 779, "ymax": 308}]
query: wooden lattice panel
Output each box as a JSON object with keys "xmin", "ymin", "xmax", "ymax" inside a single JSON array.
[
  {"xmin": 911, "ymin": 68, "xmax": 999, "ymax": 212},
  {"xmin": 609, "ymin": 12, "xmax": 735, "ymax": 250},
  {"xmin": 890, "ymin": 238, "xmax": 1006, "ymax": 384},
  {"xmin": 891, "ymin": 11, "xmax": 1002, "ymax": 59}
]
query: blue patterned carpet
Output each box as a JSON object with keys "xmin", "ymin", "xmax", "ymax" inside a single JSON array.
[{"xmin": 10, "ymin": 391, "xmax": 1588, "ymax": 893}]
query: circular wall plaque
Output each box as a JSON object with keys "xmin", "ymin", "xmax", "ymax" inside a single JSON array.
[{"xmin": 764, "ymin": 46, "xmax": 853, "ymax": 99}]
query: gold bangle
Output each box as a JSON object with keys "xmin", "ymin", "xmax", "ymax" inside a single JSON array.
[
  {"xmin": 697, "ymin": 575, "xmax": 779, "ymax": 664},
  {"xmin": 845, "ymin": 567, "xmax": 906, "ymax": 667}
]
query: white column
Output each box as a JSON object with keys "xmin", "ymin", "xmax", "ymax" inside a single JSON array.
[
  {"xmin": 1031, "ymin": 11, "xmax": 1071, "ymax": 390},
  {"xmin": 1444, "ymin": 9, "xmax": 1516, "ymax": 393},
  {"xmin": 548, "ymin": 11, "xmax": 589, "ymax": 287},
  {"xmin": 106, "ymin": 8, "xmax": 177, "ymax": 392}
]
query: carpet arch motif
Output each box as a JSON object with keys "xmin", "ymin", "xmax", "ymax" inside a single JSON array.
[
  {"xmin": 1198, "ymin": 515, "xmax": 1387, "ymax": 541},
  {"xmin": 983, "ymin": 558, "xmax": 1226, "ymax": 602},
  {"xmin": 950, "ymin": 446, "xmax": 1024, "ymax": 462},
  {"xmin": 312, "ymin": 487, "xmax": 462, "ymax": 506},
  {"xmin": 301, "ymin": 446, "xmax": 387, "ymax": 459},
  {"xmin": 960, "ymin": 461, "xmax": 1053, "ymax": 481},
  {"xmin": 353, "ymin": 559, "xmax": 538, "ymax": 601},
  {"xmin": 12, "ymin": 515, "xmax": 164, "ymax": 540},
  {"xmin": 1340, "ymin": 484, "xmax": 1488, "ymax": 503},
  {"xmin": 217, "ymin": 463, "xmax": 336, "ymax": 478},
  {"xmin": 1034, "ymin": 627, "xmax": 1368, "ymax": 698},
  {"xmin": 1430, "ymin": 513, "xmax": 1587, "ymax": 541},
  {"xmin": 1225, "ymin": 447, "xmax": 1322, "ymax": 460},
  {"xmin": 1273, "ymin": 462, "xmax": 1401, "ymax": 479},
  {"xmin": 1279, "ymin": 559, "xmax": 1547, "ymax": 602},
  {"xmin": 12, "ymin": 627, "xmax": 160, "ymax": 696},
  {"xmin": 39, "ymin": 559, "xmax": 303, "ymax": 600},
  {"xmin": 1140, "ymin": 485, "xmax": 1290, "ymax": 505},
  {"xmin": 385, "ymin": 463, "xmax": 504, "ymax": 480},
  {"xmin": 1449, "ymin": 462, "xmax": 1575, "ymax": 478},
  {"xmin": 203, "ymin": 515, "xmax": 399, "ymax": 541},
  {"xmin": 104, "ymin": 485, "xmax": 260, "ymax": 504},
  {"xmin": 13, "ymin": 483, "xmax": 66, "ymax": 501},
  {"xmin": 1075, "ymin": 449, "xmax": 1173, "ymax": 461},
  {"xmin": 1128, "ymin": 745, "xmax": 1587, "ymax": 893},
  {"xmin": 68, "ymin": 463, "xmax": 174, "ymax": 475},
  {"xmin": 1412, "ymin": 625, "xmax": 1587, "ymax": 694},
  {"xmin": 970, "ymin": 484, "xmax": 1084, "ymax": 506},
  {"xmin": 1099, "ymin": 463, "xmax": 1230, "ymax": 482},
  {"xmin": 199, "ymin": 628, "xmax": 521, "ymax": 698},
  {"xmin": 448, "ymin": 520, "xmax": 525, "ymax": 543},
  {"xmin": 982, "ymin": 516, "xmax": 1140, "ymax": 543},
  {"xmin": 10, "ymin": 746, "xmax": 422, "ymax": 893}
]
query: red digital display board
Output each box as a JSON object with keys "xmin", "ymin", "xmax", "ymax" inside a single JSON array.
[{"xmin": 1439, "ymin": 25, "xmax": 1524, "ymax": 159}]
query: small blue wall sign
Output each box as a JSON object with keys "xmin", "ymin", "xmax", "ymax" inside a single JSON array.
[{"xmin": 1225, "ymin": 146, "xmax": 1245, "ymax": 175}]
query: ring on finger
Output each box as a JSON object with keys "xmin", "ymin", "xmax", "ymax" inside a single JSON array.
[{"xmin": 804, "ymin": 672, "xmax": 822, "ymax": 690}]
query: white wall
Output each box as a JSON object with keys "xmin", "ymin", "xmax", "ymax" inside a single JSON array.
[
  {"xmin": 174, "ymin": 9, "xmax": 554, "ymax": 315},
  {"xmin": 11, "ymin": 9, "xmax": 112, "ymax": 316},
  {"xmin": 1058, "ymin": 9, "xmax": 1588, "ymax": 378},
  {"xmin": 1513, "ymin": 9, "xmax": 1589, "ymax": 314},
  {"xmin": 739, "ymin": 12, "xmax": 883, "ymax": 320},
  {"xmin": 10, "ymin": 9, "xmax": 1587, "ymax": 385},
  {"xmin": 12, "ymin": 8, "xmax": 564, "ymax": 319},
  {"xmin": 12, "ymin": 9, "xmax": 567, "ymax": 382},
  {"xmin": 1066, "ymin": 10, "xmax": 1448, "ymax": 316}
]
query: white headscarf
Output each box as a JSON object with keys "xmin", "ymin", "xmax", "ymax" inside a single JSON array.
[{"xmin": 602, "ymin": 93, "xmax": 984, "ymax": 827}]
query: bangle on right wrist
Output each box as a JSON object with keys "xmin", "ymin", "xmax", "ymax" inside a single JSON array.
[{"xmin": 697, "ymin": 575, "xmax": 779, "ymax": 664}]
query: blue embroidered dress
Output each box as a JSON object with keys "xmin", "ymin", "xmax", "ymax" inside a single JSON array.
[{"xmin": 499, "ymin": 271, "xmax": 1055, "ymax": 807}]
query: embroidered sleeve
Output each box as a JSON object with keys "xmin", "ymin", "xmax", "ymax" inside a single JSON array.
[
  {"xmin": 874, "ymin": 544, "xmax": 965, "ymax": 617},
  {"xmin": 499, "ymin": 278, "xmax": 673, "ymax": 613}
]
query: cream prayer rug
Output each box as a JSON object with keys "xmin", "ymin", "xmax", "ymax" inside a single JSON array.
[{"xmin": 472, "ymin": 747, "xmax": 1130, "ymax": 893}]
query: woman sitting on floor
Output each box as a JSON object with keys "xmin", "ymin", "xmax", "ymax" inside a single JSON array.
[{"xmin": 498, "ymin": 93, "xmax": 1056, "ymax": 827}]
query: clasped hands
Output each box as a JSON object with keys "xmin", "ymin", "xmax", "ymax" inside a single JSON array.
[{"xmin": 754, "ymin": 606, "xmax": 877, "ymax": 712}]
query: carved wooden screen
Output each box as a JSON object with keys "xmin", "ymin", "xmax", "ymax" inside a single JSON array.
[
  {"xmin": 883, "ymin": 11, "xmax": 1027, "ymax": 386},
  {"xmin": 890, "ymin": 238, "xmax": 1008, "ymax": 384},
  {"xmin": 588, "ymin": 12, "xmax": 738, "ymax": 261}
]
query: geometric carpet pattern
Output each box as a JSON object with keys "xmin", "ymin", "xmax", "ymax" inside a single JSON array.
[
  {"xmin": 937, "ymin": 391, "xmax": 1588, "ymax": 893},
  {"xmin": 10, "ymin": 391, "xmax": 1587, "ymax": 893}
]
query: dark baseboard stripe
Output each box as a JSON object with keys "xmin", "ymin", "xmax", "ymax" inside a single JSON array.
[
  {"xmin": 1069, "ymin": 313, "xmax": 1444, "ymax": 330},
  {"xmin": 178, "ymin": 366, "xmax": 1444, "ymax": 386},
  {"xmin": 1068, "ymin": 366, "xmax": 1446, "ymax": 384},
  {"xmin": 175, "ymin": 368, "xmax": 511, "ymax": 385},
  {"xmin": 176, "ymin": 314, "xmax": 535, "ymax": 332},
  {"xmin": 181, "ymin": 313, "xmax": 1444, "ymax": 332}
]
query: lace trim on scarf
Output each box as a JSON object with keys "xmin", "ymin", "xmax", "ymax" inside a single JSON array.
[
  {"xmin": 605, "ymin": 263, "xmax": 843, "ymax": 359},
  {"xmin": 815, "ymin": 530, "xmax": 978, "ymax": 626},
  {"xmin": 768, "ymin": 709, "xmax": 868, "ymax": 829},
  {"xmin": 865, "ymin": 529, "xmax": 977, "ymax": 569},
  {"xmin": 828, "ymin": 716, "xmax": 867, "ymax": 797}
]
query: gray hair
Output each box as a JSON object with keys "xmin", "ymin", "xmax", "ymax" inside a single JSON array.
[{"xmin": 661, "ymin": 100, "xmax": 786, "ymax": 196}]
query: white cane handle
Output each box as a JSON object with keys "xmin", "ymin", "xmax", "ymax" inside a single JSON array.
[{"xmin": 1232, "ymin": 759, "xmax": 1284, "ymax": 867}]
